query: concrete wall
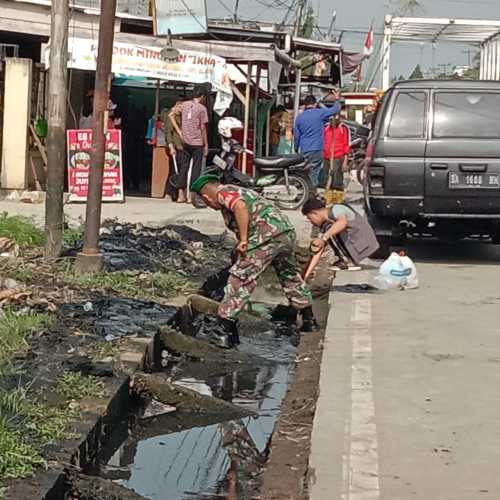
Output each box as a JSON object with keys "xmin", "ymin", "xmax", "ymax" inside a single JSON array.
[{"xmin": 1, "ymin": 58, "xmax": 32, "ymax": 189}]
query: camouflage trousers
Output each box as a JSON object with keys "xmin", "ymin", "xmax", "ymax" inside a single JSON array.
[{"xmin": 218, "ymin": 231, "xmax": 313, "ymax": 321}]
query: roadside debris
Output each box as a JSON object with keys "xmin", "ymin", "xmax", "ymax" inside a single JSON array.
[
  {"xmin": 59, "ymin": 297, "xmax": 178, "ymax": 340},
  {"xmin": 132, "ymin": 372, "xmax": 255, "ymax": 417},
  {"xmin": 374, "ymin": 252, "xmax": 419, "ymax": 290},
  {"xmin": 95, "ymin": 221, "xmax": 232, "ymax": 279},
  {"xmin": 0, "ymin": 237, "xmax": 19, "ymax": 258}
]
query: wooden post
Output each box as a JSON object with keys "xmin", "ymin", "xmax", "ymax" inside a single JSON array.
[
  {"xmin": 253, "ymin": 64, "xmax": 261, "ymax": 162},
  {"xmin": 155, "ymin": 79, "xmax": 160, "ymax": 116},
  {"xmin": 44, "ymin": 0, "xmax": 69, "ymax": 259},
  {"xmin": 75, "ymin": 0, "xmax": 117, "ymax": 273},
  {"xmin": 266, "ymin": 107, "xmax": 271, "ymax": 157},
  {"xmin": 242, "ymin": 62, "xmax": 252, "ymax": 174}
]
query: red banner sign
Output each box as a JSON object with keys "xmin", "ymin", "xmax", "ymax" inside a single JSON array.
[{"xmin": 67, "ymin": 129, "xmax": 124, "ymax": 202}]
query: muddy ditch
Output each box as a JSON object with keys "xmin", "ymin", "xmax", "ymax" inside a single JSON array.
[
  {"xmin": 63, "ymin": 289, "xmax": 300, "ymax": 500},
  {"xmin": 0, "ymin": 219, "xmax": 331, "ymax": 500}
]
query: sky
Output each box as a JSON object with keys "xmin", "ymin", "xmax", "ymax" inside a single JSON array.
[{"xmin": 206, "ymin": 0, "xmax": 500, "ymax": 84}]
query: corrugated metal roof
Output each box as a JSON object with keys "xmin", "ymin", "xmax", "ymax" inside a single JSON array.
[{"xmin": 388, "ymin": 16, "xmax": 500, "ymax": 44}]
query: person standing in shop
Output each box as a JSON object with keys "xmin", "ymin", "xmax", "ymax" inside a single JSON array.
[
  {"xmin": 269, "ymin": 105, "xmax": 288, "ymax": 156},
  {"xmin": 293, "ymin": 91, "xmax": 341, "ymax": 189},
  {"xmin": 323, "ymin": 112, "xmax": 351, "ymax": 194},
  {"xmin": 164, "ymin": 101, "xmax": 185, "ymax": 201},
  {"xmin": 170, "ymin": 85, "xmax": 209, "ymax": 203}
]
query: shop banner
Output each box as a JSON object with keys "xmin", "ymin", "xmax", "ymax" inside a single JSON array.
[
  {"xmin": 155, "ymin": 0, "xmax": 208, "ymax": 35},
  {"xmin": 59, "ymin": 38, "xmax": 229, "ymax": 90},
  {"xmin": 67, "ymin": 129, "xmax": 124, "ymax": 203}
]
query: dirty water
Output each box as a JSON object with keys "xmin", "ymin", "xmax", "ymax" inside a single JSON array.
[{"xmin": 88, "ymin": 328, "xmax": 295, "ymax": 500}]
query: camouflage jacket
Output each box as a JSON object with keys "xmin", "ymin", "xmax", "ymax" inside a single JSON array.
[{"xmin": 216, "ymin": 185, "xmax": 294, "ymax": 250}]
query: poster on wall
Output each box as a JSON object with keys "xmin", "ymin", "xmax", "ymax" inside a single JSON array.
[
  {"xmin": 66, "ymin": 129, "xmax": 124, "ymax": 203},
  {"xmin": 154, "ymin": 0, "xmax": 208, "ymax": 35}
]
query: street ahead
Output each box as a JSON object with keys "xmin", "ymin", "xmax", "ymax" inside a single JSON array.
[{"xmin": 309, "ymin": 239, "xmax": 500, "ymax": 500}]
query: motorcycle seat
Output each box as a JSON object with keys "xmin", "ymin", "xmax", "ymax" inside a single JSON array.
[{"xmin": 254, "ymin": 154, "xmax": 305, "ymax": 170}]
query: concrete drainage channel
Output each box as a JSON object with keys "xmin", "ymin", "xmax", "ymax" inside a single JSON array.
[{"xmin": 18, "ymin": 274, "xmax": 330, "ymax": 500}]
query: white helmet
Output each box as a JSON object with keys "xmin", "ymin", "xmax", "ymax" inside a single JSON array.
[{"xmin": 218, "ymin": 117, "xmax": 243, "ymax": 138}]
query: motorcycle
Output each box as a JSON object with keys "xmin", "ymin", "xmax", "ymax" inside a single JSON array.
[
  {"xmin": 344, "ymin": 136, "xmax": 368, "ymax": 187},
  {"xmin": 194, "ymin": 117, "xmax": 313, "ymax": 211}
]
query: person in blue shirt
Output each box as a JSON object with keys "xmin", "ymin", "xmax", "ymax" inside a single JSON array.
[{"xmin": 294, "ymin": 92, "xmax": 342, "ymax": 189}]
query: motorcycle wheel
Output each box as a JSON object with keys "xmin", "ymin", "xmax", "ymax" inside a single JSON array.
[
  {"xmin": 275, "ymin": 173, "xmax": 311, "ymax": 210},
  {"xmin": 356, "ymin": 162, "xmax": 367, "ymax": 186}
]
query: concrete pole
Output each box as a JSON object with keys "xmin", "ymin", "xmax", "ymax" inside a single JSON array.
[
  {"xmin": 75, "ymin": 0, "xmax": 117, "ymax": 273},
  {"xmin": 44, "ymin": 0, "xmax": 68, "ymax": 260}
]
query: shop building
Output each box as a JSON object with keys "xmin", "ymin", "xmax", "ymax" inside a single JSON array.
[{"xmin": 0, "ymin": 0, "xmax": 344, "ymax": 197}]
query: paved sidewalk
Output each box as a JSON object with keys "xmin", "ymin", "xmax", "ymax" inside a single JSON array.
[{"xmin": 309, "ymin": 251, "xmax": 500, "ymax": 500}]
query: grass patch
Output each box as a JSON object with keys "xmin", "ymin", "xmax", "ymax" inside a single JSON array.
[
  {"xmin": 64, "ymin": 270, "xmax": 191, "ymax": 299},
  {"xmin": 55, "ymin": 372, "xmax": 104, "ymax": 401},
  {"xmin": 0, "ymin": 311, "xmax": 52, "ymax": 366},
  {"xmin": 0, "ymin": 213, "xmax": 44, "ymax": 248},
  {"xmin": 0, "ymin": 370, "xmax": 104, "ymax": 482},
  {"xmin": 0, "ymin": 386, "xmax": 78, "ymax": 482}
]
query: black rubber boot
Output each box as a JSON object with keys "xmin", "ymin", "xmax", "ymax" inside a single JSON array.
[
  {"xmin": 271, "ymin": 305, "xmax": 298, "ymax": 326},
  {"xmin": 300, "ymin": 306, "xmax": 318, "ymax": 332},
  {"xmin": 210, "ymin": 318, "xmax": 239, "ymax": 349}
]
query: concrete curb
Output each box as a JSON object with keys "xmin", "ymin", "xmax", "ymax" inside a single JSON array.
[{"xmin": 308, "ymin": 270, "xmax": 376, "ymax": 500}]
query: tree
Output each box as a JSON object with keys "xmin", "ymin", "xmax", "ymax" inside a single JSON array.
[{"xmin": 409, "ymin": 64, "xmax": 423, "ymax": 80}]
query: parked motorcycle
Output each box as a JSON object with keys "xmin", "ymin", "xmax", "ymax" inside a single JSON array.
[
  {"xmin": 195, "ymin": 117, "xmax": 313, "ymax": 211},
  {"xmin": 344, "ymin": 136, "xmax": 368, "ymax": 186}
]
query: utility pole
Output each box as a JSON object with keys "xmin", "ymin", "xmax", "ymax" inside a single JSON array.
[
  {"xmin": 75, "ymin": 0, "xmax": 117, "ymax": 274},
  {"xmin": 233, "ymin": 0, "xmax": 239, "ymax": 22},
  {"xmin": 293, "ymin": 0, "xmax": 306, "ymax": 37},
  {"xmin": 44, "ymin": 0, "xmax": 69, "ymax": 259}
]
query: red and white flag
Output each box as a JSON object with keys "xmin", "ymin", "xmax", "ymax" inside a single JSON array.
[{"xmin": 363, "ymin": 26, "xmax": 374, "ymax": 57}]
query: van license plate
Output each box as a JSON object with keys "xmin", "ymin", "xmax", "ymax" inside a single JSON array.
[{"xmin": 449, "ymin": 173, "xmax": 499, "ymax": 189}]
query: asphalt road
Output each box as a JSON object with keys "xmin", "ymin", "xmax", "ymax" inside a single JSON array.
[{"xmin": 309, "ymin": 238, "xmax": 500, "ymax": 500}]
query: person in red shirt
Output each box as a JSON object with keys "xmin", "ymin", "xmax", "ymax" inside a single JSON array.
[{"xmin": 323, "ymin": 113, "xmax": 351, "ymax": 191}]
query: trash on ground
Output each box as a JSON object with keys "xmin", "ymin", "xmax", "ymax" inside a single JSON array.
[
  {"xmin": 0, "ymin": 237, "xmax": 19, "ymax": 258},
  {"xmin": 92, "ymin": 221, "xmax": 232, "ymax": 278},
  {"xmin": 374, "ymin": 252, "xmax": 419, "ymax": 290},
  {"xmin": 59, "ymin": 297, "xmax": 178, "ymax": 339},
  {"xmin": 333, "ymin": 283, "xmax": 379, "ymax": 294}
]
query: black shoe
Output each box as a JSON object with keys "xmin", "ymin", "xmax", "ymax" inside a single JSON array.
[
  {"xmin": 209, "ymin": 318, "xmax": 239, "ymax": 349},
  {"xmin": 300, "ymin": 307, "xmax": 318, "ymax": 332}
]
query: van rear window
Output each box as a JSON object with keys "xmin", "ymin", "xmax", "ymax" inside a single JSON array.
[
  {"xmin": 388, "ymin": 92, "xmax": 426, "ymax": 138},
  {"xmin": 434, "ymin": 92, "xmax": 500, "ymax": 139}
]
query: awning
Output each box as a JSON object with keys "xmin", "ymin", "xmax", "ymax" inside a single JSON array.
[{"xmin": 387, "ymin": 16, "xmax": 500, "ymax": 44}]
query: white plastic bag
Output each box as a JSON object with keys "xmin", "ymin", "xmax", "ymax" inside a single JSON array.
[{"xmin": 374, "ymin": 252, "xmax": 419, "ymax": 290}]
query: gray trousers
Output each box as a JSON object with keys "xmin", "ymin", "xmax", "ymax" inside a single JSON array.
[{"xmin": 325, "ymin": 156, "xmax": 345, "ymax": 190}]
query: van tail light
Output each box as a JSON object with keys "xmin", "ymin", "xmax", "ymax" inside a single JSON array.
[{"xmin": 368, "ymin": 165, "xmax": 385, "ymax": 195}]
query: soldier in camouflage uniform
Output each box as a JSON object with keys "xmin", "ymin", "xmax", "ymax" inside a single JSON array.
[{"xmin": 191, "ymin": 174, "xmax": 316, "ymax": 347}]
